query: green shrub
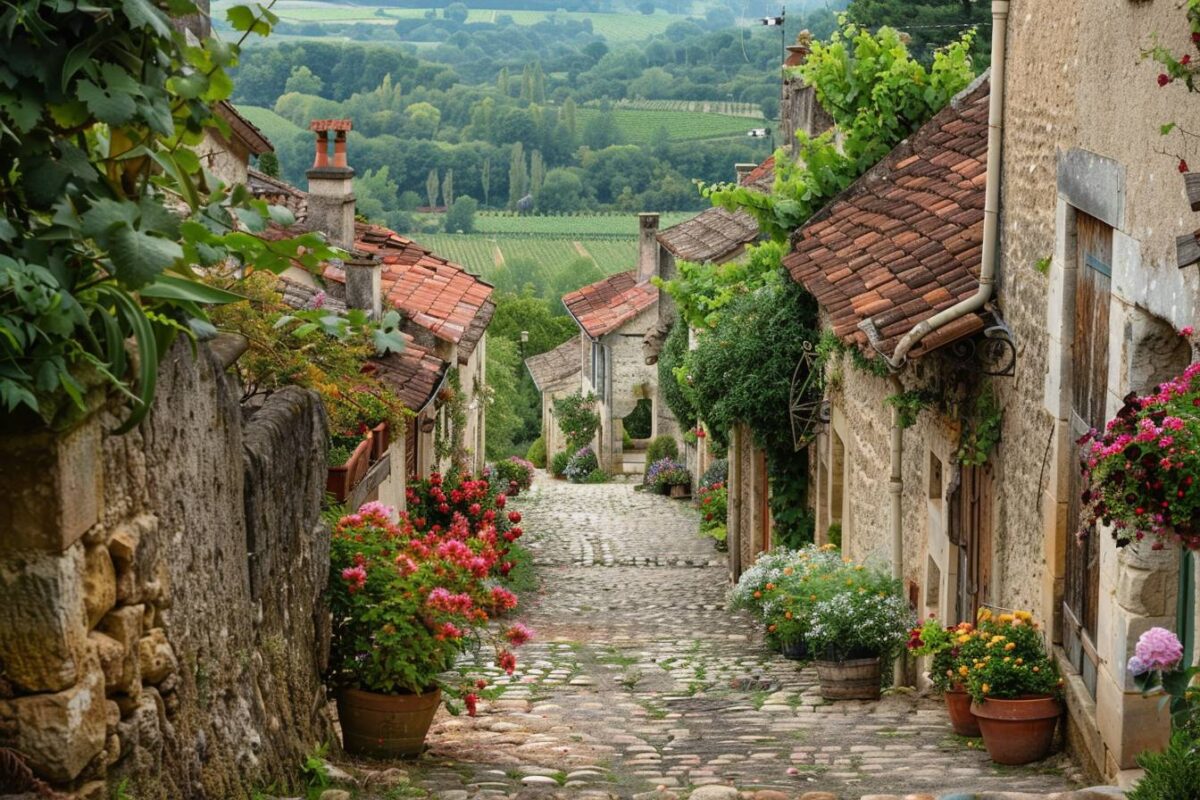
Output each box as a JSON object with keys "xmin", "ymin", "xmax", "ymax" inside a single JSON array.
[
  {"xmin": 643, "ymin": 435, "xmax": 679, "ymax": 480},
  {"xmin": 1129, "ymin": 732, "xmax": 1200, "ymax": 800},
  {"xmin": 564, "ymin": 446, "xmax": 600, "ymax": 483},
  {"xmin": 554, "ymin": 391, "xmax": 600, "ymax": 451},
  {"xmin": 826, "ymin": 522, "xmax": 842, "ymax": 549},
  {"xmin": 550, "ymin": 450, "xmax": 571, "ymax": 477},
  {"xmin": 623, "ymin": 398, "xmax": 652, "ymax": 439},
  {"xmin": 700, "ymin": 458, "xmax": 728, "ymax": 489},
  {"xmin": 622, "ymin": 428, "xmax": 633, "ymax": 449},
  {"xmin": 584, "ymin": 468, "xmax": 609, "ymax": 484},
  {"xmin": 526, "ymin": 436, "xmax": 547, "ymax": 468}
]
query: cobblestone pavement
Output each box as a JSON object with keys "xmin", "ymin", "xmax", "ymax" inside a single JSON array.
[{"xmin": 343, "ymin": 476, "xmax": 1092, "ymax": 800}]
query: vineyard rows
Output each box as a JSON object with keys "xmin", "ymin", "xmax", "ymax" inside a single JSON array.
[
  {"xmin": 575, "ymin": 108, "xmax": 762, "ymax": 144},
  {"xmin": 417, "ymin": 233, "xmax": 639, "ymax": 284},
  {"xmin": 472, "ymin": 211, "xmax": 693, "ymax": 235},
  {"xmin": 599, "ymin": 99, "xmax": 766, "ymax": 119}
]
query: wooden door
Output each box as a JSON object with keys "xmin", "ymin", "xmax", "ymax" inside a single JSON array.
[
  {"xmin": 952, "ymin": 464, "xmax": 994, "ymax": 624},
  {"xmin": 1063, "ymin": 211, "xmax": 1112, "ymax": 698}
]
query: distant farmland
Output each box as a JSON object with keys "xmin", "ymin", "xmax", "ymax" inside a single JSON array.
[{"xmin": 575, "ymin": 107, "xmax": 762, "ymax": 144}]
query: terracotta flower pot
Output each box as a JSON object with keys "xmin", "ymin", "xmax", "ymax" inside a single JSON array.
[
  {"xmin": 669, "ymin": 483, "xmax": 691, "ymax": 499},
  {"xmin": 337, "ymin": 686, "xmax": 442, "ymax": 757},
  {"xmin": 815, "ymin": 656, "xmax": 881, "ymax": 701},
  {"xmin": 326, "ymin": 437, "xmax": 372, "ymax": 502},
  {"xmin": 944, "ymin": 685, "xmax": 981, "ymax": 737},
  {"xmin": 970, "ymin": 695, "xmax": 1061, "ymax": 765},
  {"xmin": 370, "ymin": 422, "xmax": 389, "ymax": 462}
]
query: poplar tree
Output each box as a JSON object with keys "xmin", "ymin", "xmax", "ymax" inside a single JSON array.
[
  {"xmin": 426, "ymin": 168, "xmax": 439, "ymax": 210},
  {"xmin": 481, "ymin": 158, "xmax": 492, "ymax": 207},
  {"xmin": 529, "ymin": 150, "xmax": 546, "ymax": 200},
  {"xmin": 497, "ymin": 66, "xmax": 510, "ymax": 95},
  {"xmin": 508, "ymin": 143, "xmax": 527, "ymax": 209},
  {"xmin": 442, "ymin": 169, "xmax": 455, "ymax": 208}
]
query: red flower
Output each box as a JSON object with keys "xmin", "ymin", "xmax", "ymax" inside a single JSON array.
[
  {"xmin": 500, "ymin": 561, "xmax": 513, "ymax": 576},
  {"xmin": 476, "ymin": 679, "xmax": 488, "ymax": 689},
  {"xmin": 495, "ymin": 494, "xmax": 507, "ymax": 509},
  {"xmin": 508, "ymin": 511, "xmax": 522, "ymax": 524},
  {"xmin": 1159, "ymin": 73, "xmax": 1172, "ymax": 87},
  {"xmin": 1183, "ymin": 54, "xmax": 1193, "ymax": 66},
  {"xmin": 498, "ymin": 650, "xmax": 517, "ymax": 674},
  {"xmin": 1181, "ymin": 160, "xmax": 1190, "ymax": 174},
  {"xmin": 464, "ymin": 692, "xmax": 478, "ymax": 716}
]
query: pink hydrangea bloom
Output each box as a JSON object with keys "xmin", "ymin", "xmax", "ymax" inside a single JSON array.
[{"xmin": 1133, "ymin": 627, "xmax": 1184, "ymax": 672}]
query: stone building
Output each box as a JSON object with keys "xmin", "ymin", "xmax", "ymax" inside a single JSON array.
[
  {"xmin": 524, "ymin": 335, "xmax": 584, "ymax": 464},
  {"xmin": 561, "ymin": 215, "xmax": 664, "ymax": 474},
  {"xmin": 250, "ymin": 120, "xmax": 496, "ymax": 481},
  {"xmin": 784, "ymin": 0, "xmax": 1200, "ymax": 782}
]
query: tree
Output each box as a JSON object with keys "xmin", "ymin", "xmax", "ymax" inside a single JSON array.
[
  {"xmin": 405, "ymin": 102, "xmax": 441, "ymax": 138},
  {"xmin": 497, "ymin": 66, "xmax": 510, "ymax": 95},
  {"xmin": 284, "ymin": 65, "xmax": 323, "ymax": 95},
  {"xmin": 355, "ymin": 166, "xmax": 399, "ymax": 224},
  {"xmin": 485, "ymin": 335, "xmax": 527, "ymax": 458},
  {"xmin": 426, "ymin": 168, "xmax": 440, "ymax": 209},
  {"xmin": 442, "ymin": 169, "xmax": 455, "ymax": 208},
  {"xmin": 583, "ymin": 108, "xmax": 622, "ymax": 149},
  {"xmin": 508, "ymin": 143, "xmax": 527, "ymax": 209},
  {"xmin": 444, "ymin": 196, "xmax": 478, "ymax": 233},
  {"xmin": 529, "ymin": 150, "xmax": 546, "ymax": 200},
  {"xmin": 532, "ymin": 61, "xmax": 546, "ymax": 104},
  {"xmin": 638, "ymin": 0, "xmax": 655, "ymax": 14},
  {"xmin": 257, "ymin": 151, "xmax": 280, "ymax": 178},
  {"xmin": 489, "ymin": 289, "xmax": 578, "ymax": 354},
  {"xmin": 847, "ymin": 0, "xmax": 991, "ymax": 64},
  {"xmin": 537, "ymin": 169, "xmax": 585, "ymax": 214},
  {"xmin": 481, "ymin": 158, "xmax": 492, "ymax": 207},
  {"xmin": 629, "ymin": 66, "xmax": 673, "ymax": 99},
  {"xmin": 444, "ymin": 2, "xmax": 469, "ymax": 23},
  {"xmin": 561, "ymin": 97, "xmax": 578, "ymax": 141}
]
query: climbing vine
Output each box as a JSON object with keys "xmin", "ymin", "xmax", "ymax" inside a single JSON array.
[
  {"xmin": 435, "ymin": 369, "xmax": 467, "ymax": 464},
  {"xmin": 553, "ymin": 390, "xmax": 600, "ymax": 452},
  {"xmin": 657, "ymin": 321, "xmax": 698, "ymax": 430},
  {"xmin": 956, "ymin": 382, "xmax": 1003, "ymax": 467},
  {"xmin": 1145, "ymin": 0, "xmax": 1200, "ymax": 171}
]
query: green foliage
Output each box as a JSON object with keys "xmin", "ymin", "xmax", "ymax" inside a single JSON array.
[
  {"xmin": 526, "ymin": 436, "xmax": 547, "ymax": 468},
  {"xmin": 623, "ymin": 398, "xmax": 652, "ymax": 439},
  {"xmin": 1129, "ymin": 731, "xmax": 1200, "ymax": 800},
  {"xmin": 847, "ymin": 0, "xmax": 993, "ymax": 64},
  {"xmin": 444, "ymin": 196, "xmax": 479, "ymax": 233},
  {"xmin": 584, "ymin": 468, "xmax": 610, "ymax": 484},
  {"xmin": 488, "ymin": 289, "xmax": 577, "ymax": 354},
  {"xmin": 657, "ymin": 321, "xmax": 698, "ymax": 429},
  {"xmin": 485, "ymin": 336, "xmax": 527, "ymax": 459},
  {"xmin": 817, "ymin": 329, "xmax": 891, "ymax": 378},
  {"xmin": 826, "ymin": 521, "xmax": 843, "ymax": 549},
  {"xmin": 550, "ymin": 449, "xmax": 571, "ymax": 477},
  {"xmin": 435, "ymin": 369, "xmax": 468, "ymax": 463},
  {"xmin": 769, "ymin": 455, "xmax": 815, "ymax": 548},
  {"xmin": 658, "ymin": 241, "xmax": 786, "ymax": 330},
  {"xmin": 0, "ymin": 0, "xmax": 338, "ymax": 431},
  {"xmin": 886, "ymin": 390, "xmax": 931, "ymax": 429},
  {"xmin": 554, "ymin": 391, "xmax": 600, "ymax": 451},
  {"xmin": 805, "ymin": 566, "xmax": 913, "ymax": 662},
  {"xmin": 704, "ymin": 20, "xmax": 976, "ymax": 242},
  {"xmin": 956, "ymin": 382, "xmax": 1002, "ymax": 466},
  {"xmin": 643, "ymin": 434, "xmax": 679, "ymax": 474},
  {"xmin": 300, "ymin": 742, "xmax": 331, "ymax": 789},
  {"xmin": 1034, "ymin": 256, "xmax": 1052, "ymax": 275}
]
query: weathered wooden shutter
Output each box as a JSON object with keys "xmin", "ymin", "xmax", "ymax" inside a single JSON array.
[
  {"xmin": 405, "ymin": 417, "xmax": 418, "ymax": 480},
  {"xmin": 951, "ymin": 463, "xmax": 994, "ymax": 624},
  {"xmin": 1063, "ymin": 211, "xmax": 1112, "ymax": 698}
]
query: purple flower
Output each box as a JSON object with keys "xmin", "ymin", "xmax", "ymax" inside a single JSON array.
[
  {"xmin": 1133, "ymin": 627, "xmax": 1184, "ymax": 672},
  {"xmin": 1127, "ymin": 655, "xmax": 1148, "ymax": 676}
]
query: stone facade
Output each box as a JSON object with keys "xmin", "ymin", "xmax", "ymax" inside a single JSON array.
[{"xmin": 0, "ymin": 341, "xmax": 333, "ymax": 797}]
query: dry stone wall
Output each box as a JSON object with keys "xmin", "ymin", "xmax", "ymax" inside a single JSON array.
[{"xmin": 0, "ymin": 341, "xmax": 333, "ymax": 798}]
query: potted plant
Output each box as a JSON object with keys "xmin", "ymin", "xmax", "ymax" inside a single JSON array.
[
  {"xmin": 696, "ymin": 481, "xmax": 728, "ymax": 551},
  {"xmin": 1079, "ymin": 361, "xmax": 1200, "ymax": 551},
  {"xmin": 805, "ymin": 565, "xmax": 913, "ymax": 701},
  {"xmin": 326, "ymin": 434, "xmax": 372, "ymax": 503},
  {"xmin": 908, "ymin": 618, "xmax": 983, "ymax": 737},
  {"xmin": 328, "ymin": 484, "xmax": 531, "ymax": 757},
  {"xmin": 353, "ymin": 391, "xmax": 392, "ymax": 462},
  {"xmin": 965, "ymin": 609, "xmax": 1063, "ymax": 765},
  {"xmin": 729, "ymin": 544, "xmax": 845, "ymax": 654},
  {"xmin": 1126, "ymin": 626, "xmax": 1200, "ymax": 799},
  {"xmin": 564, "ymin": 446, "xmax": 600, "ymax": 483}
]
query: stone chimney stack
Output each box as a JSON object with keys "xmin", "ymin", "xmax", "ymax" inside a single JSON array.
[
  {"xmin": 344, "ymin": 255, "xmax": 382, "ymax": 319},
  {"xmin": 306, "ymin": 119, "xmax": 356, "ymax": 250},
  {"xmin": 780, "ymin": 31, "xmax": 833, "ymax": 155},
  {"xmin": 735, "ymin": 163, "xmax": 757, "ymax": 184},
  {"xmin": 636, "ymin": 213, "xmax": 660, "ymax": 284}
]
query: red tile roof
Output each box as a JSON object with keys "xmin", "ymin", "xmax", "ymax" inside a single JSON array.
[
  {"xmin": 311, "ymin": 119, "xmax": 352, "ymax": 132},
  {"xmin": 216, "ymin": 102, "xmax": 273, "ymax": 156},
  {"xmin": 562, "ymin": 271, "xmax": 658, "ymax": 339},
  {"xmin": 525, "ymin": 335, "xmax": 582, "ymax": 391},
  {"xmin": 370, "ymin": 333, "xmax": 449, "ymax": 413},
  {"xmin": 656, "ymin": 155, "xmax": 773, "ymax": 264},
  {"xmin": 783, "ymin": 77, "xmax": 990, "ymax": 360}
]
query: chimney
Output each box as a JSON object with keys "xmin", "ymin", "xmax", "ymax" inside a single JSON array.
[
  {"xmin": 780, "ymin": 30, "xmax": 832, "ymax": 156},
  {"xmin": 306, "ymin": 119, "xmax": 356, "ymax": 250},
  {"xmin": 344, "ymin": 255, "xmax": 381, "ymax": 319},
  {"xmin": 636, "ymin": 213, "xmax": 660, "ymax": 284},
  {"xmin": 735, "ymin": 163, "xmax": 757, "ymax": 184}
]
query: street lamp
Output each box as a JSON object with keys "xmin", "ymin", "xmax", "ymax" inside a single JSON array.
[
  {"xmin": 748, "ymin": 126, "xmax": 774, "ymax": 152},
  {"xmin": 760, "ymin": 6, "xmax": 786, "ymax": 78},
  {"xmin": 519, "ymin": 330, "xmax": 529, "ymax": 360}
]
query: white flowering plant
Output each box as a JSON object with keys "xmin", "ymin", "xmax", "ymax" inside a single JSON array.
[{"xmin": 805, "ymin": 569, "xmax": 914, "ymax": 662}]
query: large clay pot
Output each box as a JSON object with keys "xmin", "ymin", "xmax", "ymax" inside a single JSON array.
[
  {"xmin": 944, "ymin": 686, "xmax": 981, "ymax": 737},
  {"xmin": 815, "ymin": 656, "xmax": 881, "ymax": 701},
  {"xmin": 326, "ymin": 437, "xmax": 372, "ymax": 502},
  {"xmin": 337, "ymin": 686, "xmax": 442, "ymax": 757},
  {"xmin": 970, "ymin": 695, "xmax": 1061, "ymax": 765},
  {"xmin": 370, "ymin": 422, "xmax": 389, "ymax": 462}
]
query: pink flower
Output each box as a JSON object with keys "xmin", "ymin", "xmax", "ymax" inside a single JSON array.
[
  {"xmin": 1163, "ymin": 416, "xmax": 1186, "ymax": 431},
  {"xmin": 341, "ymin": 565, "xmax": 367, "ymax": 593},
  {"xmin": 1181, "ymin": 326, "xmax": 1195, "ymax": 337},
  {"xmin": 1133, "ymin": 627, "xmax": 1184, "ymax": 672},
  {"xmin": 436, "ymin": 622, "xmax": 464, "ymax": 640},
  {"xmin": 490, "ymin": 586, "xmax": 518, "ymax": 611},
  {"xmin": 358, "ymin": 501, "xmax": 395, "ymax": 520},
  {"xmin": 498, "ymin": 649, "xmax": 517, "ymax": 674},
  {"xmin": 1159, "ymin": 436, "xmax": 1175, "ymax": 448},
  {"xmin": 504, "ymin": 623, "xmax": 534, "ymax": 646}
]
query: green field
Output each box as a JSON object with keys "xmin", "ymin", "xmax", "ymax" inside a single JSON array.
[
  {"xmin": 216, "ymin": 1, "xmax": 696, "ymax": 42},
  {"xmin": 238, "ymin": 105, "xmax": 306, "ymax": 143},
  {"xmin": 471, "ymin": 212, "xmax": 692, "ymax": 236},
  {"xmin": 576, "ymin": 107, "xmax": 760, "ymax": 144}
]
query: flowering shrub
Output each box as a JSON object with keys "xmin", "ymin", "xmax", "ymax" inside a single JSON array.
[
  {"xmin": 645, "ymin": 457, "xmax": 690, "ymax": 492},
  {"xmin": 1079, "ymin": 362, "xmax": 1200, "ymax": 550},
  {"xmin": 564, "ymin": 446, "xmax": 600, "ymax": 483},
  {"xmin": 697, "ymin": 482, "xmax": 727, "ymax": 533},
  {"xmin": 729, "ymin": 545, "xmax": 843, "ymax": 617},
  {"xmin": 490, "ymin": 456, "xmax": 535, "ymax": 496},
  {"xmin": 957, "ymin": 609, "xmax": 1060, "ymax": 703},
  {"xmin": 907, "ymin": 618, "xmax": 962, "ymax": 692},
  {"xmin": 326, "ymin": 494, "xmax": 531, "ymax": 703},
  {"xmin": 1129, "ymin": 626, "xmax": 1198, "ymax": 736},
  {"xmin": 700, "ymin": 458, "xmax": 728, "ymax": 490},
  {"xmin": 805, "ymin": 569, "xmax": 913, "ymax": 662},
  {"xmin": 554, "ymin": 391, "xmax": 600, "ymax": 452}
]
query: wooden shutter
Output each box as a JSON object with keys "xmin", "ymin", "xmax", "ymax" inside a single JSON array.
[
  {"xmin": 1063, "ymin": 211, "xmax": 1112, "ymax": 698},
  {"xmin": 405, "ymin": 417, "xmax": 418, "ymax": 480},
  {"xmin": 952, "ymin": 464, "xmax": 994, "ymax": 624}
]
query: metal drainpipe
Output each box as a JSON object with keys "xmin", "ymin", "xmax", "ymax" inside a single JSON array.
[
  {"xmin": 889, "ymin": 374, "xmax": 906, "ymax": 686},
  {"xmin": 886, "ymin": 0, "xmax": 1009, "ymax": 369}
]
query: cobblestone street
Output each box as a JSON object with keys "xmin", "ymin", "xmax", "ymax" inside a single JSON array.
[{"xmin": 346, "ymin": 475, "xmax": 1093, "ymax": 800}]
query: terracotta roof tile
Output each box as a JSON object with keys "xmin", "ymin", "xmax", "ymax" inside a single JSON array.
[
  {"xmin": 370, "ymin": 333, "xmax": 449, "ymax": 413},
  {"xmin": 655, "ymin": 155, "xmax": 774, "ymax": 263},
  {"xmin": 562, "ymin": 271, "xmax": 658, "ymax": 339},
  {"xmin": 525, "ymin": 336, "xmax": 583, "ymax": 391},
  {"xmin": 783, "ymin": 77, "xmax": 991, "ymax": 360}
]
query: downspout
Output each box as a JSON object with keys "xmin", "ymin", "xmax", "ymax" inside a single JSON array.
[
  {"xmin": 886, "ymin": 0, "xmax": 1009, "ymax": 369},
  {"xmin": 889, "ymin": 375, "xmax": 906, "ymax": 686}
]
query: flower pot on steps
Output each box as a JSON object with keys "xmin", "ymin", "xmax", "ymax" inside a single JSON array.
[
  {"xmin": 945, "ymin": 685, "xmax": 981, "ymax": 737},
  {"xmin": 337, "ymin": 686, "xmax": 442, "ymax": 757},
  {"xmin": 327, "ymin": 437, "xmax": 372, "ymax": 502},
  {"xmin": 370, "ymin": 422, "xmax": 389, "ymax": 462},
  {"xmin": 816, "ymin": 656, "xmax": 881, "ymax": 701},
  {"xmin": 669, "ymin": 483, "xmax": 691, "ymax": 499},
  {"xmin": 970, "ymin": 695, "xmax": 1061, "ymax": 765}
]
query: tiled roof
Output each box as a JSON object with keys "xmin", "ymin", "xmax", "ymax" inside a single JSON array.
[
  {"xmin": 216, "ymin": 102, "xmax": 272, "ymax": 156},
  {"xmin": 525, "ymin": 336, "xmax": 582, "ymax": 392},
  {"xmin": 370, "ymin": 333, "xmax": 449, "ymax": 414},
  {"xmin": 277, "ymin": 276, "xmax": 447, "ymax": 413},
  {"xmin": 326, "ymin": 223, "xmax": 495, "ymax": 353},
  {"xmin": 655, "ymin": 155, "xmax": 773, "ymax": 264},
  {"xmin": 783, "ymin": 77, "xmax": 990, "ymax": 360},
  {"xmin": 248, "ymin": 169, "xmax": 309, "ymax": 224},
  {"xmin": 563, "ymin": 271, "xmax": 658, "ymax": 339}
]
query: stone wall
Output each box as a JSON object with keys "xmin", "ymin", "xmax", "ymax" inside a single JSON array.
[
  {"xmin": 597, "ymin": 306, "xmax": 658, "ymax": 472},
  {"xmin": 0, "ymin": 340, "xmax": 333, "ymax": 798}
]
